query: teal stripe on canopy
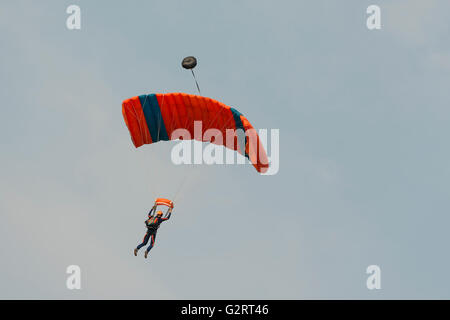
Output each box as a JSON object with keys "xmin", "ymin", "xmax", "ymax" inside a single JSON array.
[
  {"xmin": 139, "ymin": 94, "xmax": 169, "ymax": 143},
  {"xmin": 230, "ymin": 107, "xmax": 249, "ymax": 159}
]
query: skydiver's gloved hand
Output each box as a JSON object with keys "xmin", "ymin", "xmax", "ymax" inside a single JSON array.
[{"xmin": 165, "ymin": 208, "xmax": 173, "ymax": 220}]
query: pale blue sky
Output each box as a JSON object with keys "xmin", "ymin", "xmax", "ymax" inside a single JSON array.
[{"xmin": 1, "ymin": 0, "xmax": 450, "ymax": 299}]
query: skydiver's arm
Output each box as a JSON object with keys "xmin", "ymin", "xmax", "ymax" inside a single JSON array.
[
  {"xmin": 162, "ymin": 209, "xmax": 172, "ymax": 221},
  {"xmin": 148, "ymin": 206, "xmax": 155, "ymax": 216}
]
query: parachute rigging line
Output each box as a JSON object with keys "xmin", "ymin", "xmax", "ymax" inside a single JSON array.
[{"xmin": 191, "ymin": 69, "xmax": 201, "ymax": 95}]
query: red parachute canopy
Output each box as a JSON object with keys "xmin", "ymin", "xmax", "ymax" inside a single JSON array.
[{"xmin": 122, "ymin": 93, "xmax": 269, "ymax": 173}]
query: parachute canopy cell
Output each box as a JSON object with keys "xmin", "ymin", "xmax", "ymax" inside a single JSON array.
[
  {"xmin": 155, "ymin": 198, "xmax": 174, "ymax": 209},
  {"xmin": 122, "ymin": 93, "xmax": 269, "ymax": 173},
  {"xmin": 182, "ymin": 56, "xmax": 197, "ymax": 69}
]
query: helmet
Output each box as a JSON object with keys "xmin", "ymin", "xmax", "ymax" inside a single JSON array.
[{"xmin": 156, "ymin": 211, "xmax": 163, "ymax": 217}]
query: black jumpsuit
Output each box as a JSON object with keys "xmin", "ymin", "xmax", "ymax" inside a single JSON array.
[{"xmin": 136, "ymin": 209, "xmax": 171, "ymax": 253}]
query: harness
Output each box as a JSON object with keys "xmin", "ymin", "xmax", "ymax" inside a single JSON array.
[{"xmin": 146, "ymin": 216, "xmax": 161, "ymax": 231}]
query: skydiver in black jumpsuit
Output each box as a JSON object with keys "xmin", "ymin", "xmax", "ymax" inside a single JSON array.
[{"xmin": 134, "ymin": 207, "xmax": 172, "ymax": 259}]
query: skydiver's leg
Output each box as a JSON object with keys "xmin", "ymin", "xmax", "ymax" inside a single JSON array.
[
  {"xmin": 136, "ymin": 232, "xmax": 150, "ymax": 250},
  {"xmin": 145, "ymin": 232, "xmax": 157, "ymax": 253}
]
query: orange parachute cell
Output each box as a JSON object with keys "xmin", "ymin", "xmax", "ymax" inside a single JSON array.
[{"xmin": 155, "ymin": 198, "xmax": 174, "ymax": 209}]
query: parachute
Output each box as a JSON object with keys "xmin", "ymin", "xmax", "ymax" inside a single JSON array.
[
  {"xmin": 122, "ymin": 93, "xmax": 269, "ymax": 173},
  {"xmin": 154, "ymin": 198, "xmax": 174, "ymax": 208},
  {"xmin": 181, "ymin": 56, "xmax": 197, "ymax": 69},
  {"xmin": 149, "ymin": 198, "xmax": 173, "ymax": 219}
]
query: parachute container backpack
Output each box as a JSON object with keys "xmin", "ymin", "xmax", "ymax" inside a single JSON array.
[{"xmin": 121, "ymin": 93, "xmax": 269, "ymax": 173}]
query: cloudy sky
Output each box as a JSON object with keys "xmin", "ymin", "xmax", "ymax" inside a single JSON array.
[{"xmin": 1, "ymin": 0, "xmax": 450, "ymax": 299}]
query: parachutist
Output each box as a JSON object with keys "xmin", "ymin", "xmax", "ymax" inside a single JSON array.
[{"xmin": 134, "ymin": 199, "xmax": 174, "ymax": 259}]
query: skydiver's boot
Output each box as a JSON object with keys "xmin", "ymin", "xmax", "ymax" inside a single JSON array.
[
  {"xmin": 144, "ymin": 250, "xmax": 149, "ymax": 259},
  {"xmin": 134, "ymin": 248, "xmax": 138, "ymax": 256}
]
